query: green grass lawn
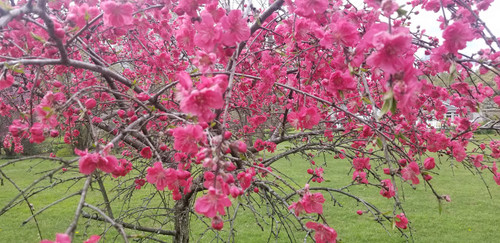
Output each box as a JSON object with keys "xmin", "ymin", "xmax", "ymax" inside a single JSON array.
[{"xmin": 2, "ymin": 142, "xmax": 500, "ymax": 242}]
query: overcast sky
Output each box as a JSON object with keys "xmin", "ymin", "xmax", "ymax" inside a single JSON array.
[{"xmin": 348, "ymin": 0, "xmax": 500, "ymax": 56}]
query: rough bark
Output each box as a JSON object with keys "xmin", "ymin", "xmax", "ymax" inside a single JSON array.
[{"xmin": 173, "ymin": 192, "xmax": 193, "ymax": 243}]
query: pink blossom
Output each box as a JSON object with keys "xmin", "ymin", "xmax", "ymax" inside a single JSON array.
[
  {"xmin": 265, "ymin": 141, "xmax": 277, "ymax": 153},
  {"xmin": 41, "ymin": 233, "xmax": 101, "ymax": 243},
  {"xmin": 401, "ymin": 162, "xmax": 420, "ymax": 185},
  {"xmin": 179, "ymin": 77, "xmax": 225, "ymax": 122},
  {"xmin": 443, "ymin": 21, "xmax": 475, "ymax": 54},
  {"xmin": 383, "ymin": 168, "xmax": 391, "ymax": 175},
  {"xmin": 477, "ymin": 0, "xmax": 494, "ymax": 10},
  {"xmin": 111, "ymin": 159, "xmax": 132, "ymax": 178},
  {"xmin": 193, "ymin": 50, "xmax": 217, "ymax": 73},
  {"xmin": 83, "ymin": 235, "xmax": 101, "ymax": 243},
  {"xmin": 494, "ymin": 96, "xmax": 500, "ymax": 107},
  {"xmin": 195, "ymin": 187, "xmax": 232, "ymax": 218},
  {"xmin": 490, "ymin": 140, "xmax": 500, "ymax": 158},
  {"xmin": 211, "ymin": 215, "xmax": 224, "ymax": 230},
  {"xmin": 175, "ymin": 0, "xmax": 205, "ymax": 17},
  {"xmin": 101, "ymin": 1, "xmax": 134, "ymax": 27},
  {"xmin": 353, "ymin": 170, "xmax": 369, "ymax": 184},
  {"xmin": 172, "ymin": 124, "xmax": 206, "ymax": 154},
  {"xmin": 288, "ymin": 201, "xmax": 306, "ymax": 216},
  {"xmin": 395, "ymin": 213, "xmax": 409, "ymax": 229},
  {"xmin": 40, "ymin": 233, "xmax": 70, "ymax": 243},
  {"xmin": 423, "ymin": 0, "xmax": 441, "ymax": 12},
  {"xmin": 66, "ymin": 4, "xmax": 100, "ymax": 28},
  {"xmin": 0, "ymin": 74, "xmax": 14, "ymax": 90},
  {"xmin": 424, "ymin": 157, "xmax": 435, "ymax": 170},
  {"xmin": 76, "ymin": 148, "xmax": 118, "ymax": 175},
  {"xmin": 472, "ymin": 154, "xmax": 484, "ymax": 168},
  {"xmin": 305, "ymin": 222, "xmax": 338, "ymax": 243},
  {"xmin": 302, "ymin": 192, "xmax": 326, "ymax": 214},
  {"xmin": 288, "ymin": 106, "xmax": 321, "ymax": 130},
  {"xmin": 9, "ymin": 119, "xmax": 28, "ymax": 137},
  {"xmin": 366, "ymin": 28, "xmax": 413, "ymax": 75},
  {"xmin": 450, "ymin": 141, "xmax": 467, "ymax": 162},
  {"xmin": 220, "ymin": 10, "xmax": 250, "ymax": 46},
  {"xmin": 295, "ymin": 0, "xmax": 328, "ymax": 18},
  {"xmin": 425, "ymin": 130, "xmax": 450, "ymax": 152},
  {"xmin": 380, "ymin": 179, "xmax": 396, "ymax": 199},
  {"xmin": 236, "ymin": 141, "xmax": 247, "ymax": 153},
  {"xmin": 353, "ymin": 157, "xmax": 371, "ymax": 171},
  {"xmin": 117, "ymin": 109, "xmax": 126, "ymax": 118},
  {"xmin": 321, "ymin": 19, "xmax": 359, "ymax": 48},
  {"xmin": 254, "ymin": 139, "xmax": 266, "ymax": 152},
  {"xmin": 365, "ymin": 0, "xmax": 399, "ymax": 16},
  {"xmin": 146, "ymin": 162, "xmax": 170, "ymax": 191},
  {"xmin": 175, "ymin": 17, "xmax": 196, "ymax": 52},
  {"xmin": 140, "ymin": 146, "xmax": 153, "ymax": 159},
  {"xmin": 229, "ymin": 186, "xmax": 242, "ymax": 198},
  {"xmin": 134, "ymin": 178, "xmax": 146, "ymax": 189},
  {"xmin": 494, "ymin": 172, "xmax": 500, "ymax": 186},
  {"xmin": 206, "ymin": 2, "xmax": 225, "ymax": 22},
  {"xmin": 322, "ymin": 70, "xmax": 357, "ymax": 97},
  {"xmin": 194, "ymin": 11, "xmax": 221, "ymax": 51},
  {"xmin": 237, "ymin": 168, "xmax": 255, "ymax": 190},
  {"xmin": 85, "ymin": 98, "xmax": 97, "ymax": 109},
  {"xmin": 30, "ymin": 123, "xmax": 46, "ymax": 144},
  {"xmin": 136, "ymin": 93, "xmax": 150, "ymax": 101},
  {"xmin": 248, "ymin": 115, "xmax": 267, "ymax": 127},
  {"xmin": 313, "ymin": 167, "xmax": 325, "ymax": 183}
]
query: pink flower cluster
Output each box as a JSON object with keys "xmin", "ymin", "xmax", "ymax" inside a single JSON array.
[
  {"xmin": 176, "ymin": 72, "xmax": 227, "ymax": 122},
  {"xmin": 288, "ymin": 184, "xmax": 326, "ymax": 216},
  {"xmin": 380, "ymin": 179, "xmax": 396, "ymax": 199},
  {"xmin": 352, "ymin": 157, "xmax": 371, "ymax": 184},
  {"xmin": 40, "ymin": 233, "xmax": 100, "ymax": 243},
  {"xmin": 288, "ymin": 106, "xmax": 321, "ymax": 130},
  {"xmin": 253, "ymin": 139, "xmax": 276, "ymax": 153},
  {"xmin": 75, "ymin": 144, "xmax": 132, "ymax": 177},
  {"xmin": 146, "ymin": 162, "xmax": 191, "ymax": 200},
  {"xmin": 305, "ymin": 221, "xmax": 337, "ymax": 243}
]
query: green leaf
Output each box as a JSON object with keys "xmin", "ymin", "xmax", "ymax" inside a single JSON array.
[
  {"xmin": 397, "ymin": 133, "xmax": 409, "ymax": 142},
  {"xmin": 84, "ymin": 11, "xmax": 90, "ymax": 21},
  {"xmin": 397, "ymin": 8, "xmax": 408, "ymax": 18},
  {"xmin": 376, "ymin": 138, "xmax": 383, "ymax": 148},
  {"xmin": 380, "ymin": 90, "xmax": 396, "ymax": 117},
  {"xmin": 5, "ymin": 63, "xmax": 24, "ymax": 74},
  {"xmin": 362, "ymin": 96, "xmax": 372, "ymax": 105},
  {"xmin": 380, "ymin": 96, "xmax": 392, "ymax": 116},
  {"xmin": 30, "ymin": 32, "xmax": 46, "ymax": 44},
  {"xmin": 390, "ymin": 97, "xmax": 397, "ymax": 114}
]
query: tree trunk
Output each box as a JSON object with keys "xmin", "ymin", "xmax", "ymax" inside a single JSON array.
[{"xmin": 173, "ymin": 192, "xmax": 192, "ymax": 243}]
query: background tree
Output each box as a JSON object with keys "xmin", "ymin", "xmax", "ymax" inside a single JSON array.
[{"xmin": 1, "ymin": 0, "xmax": 500, "ymax": 242}]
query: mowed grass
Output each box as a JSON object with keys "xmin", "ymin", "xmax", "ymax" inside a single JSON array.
[{"xmin": 2, "ymin": 139, "xmax": 500, "ymax": 242}]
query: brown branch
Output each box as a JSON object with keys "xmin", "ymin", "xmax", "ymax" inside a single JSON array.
[
  {"xmin": 83, "ymin": 203, "xmax": 129, "ymax": 243},
  {"xmin": 81, "ymin": 212, "xmax": 176, "ymax": 236},
  {"xmin": 65, "ymin": 175, "xmax": 92, "ymax": 239}
]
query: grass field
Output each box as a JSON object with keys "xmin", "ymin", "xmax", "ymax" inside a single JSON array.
[{"xmin": 1, "ymin": 140, "xmax": 500, "ymax": 242}]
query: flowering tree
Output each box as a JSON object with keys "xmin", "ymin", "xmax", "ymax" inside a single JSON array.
[{"xmin": 1, "ymin": 0, "xmax": 500, "ymax": 242}]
